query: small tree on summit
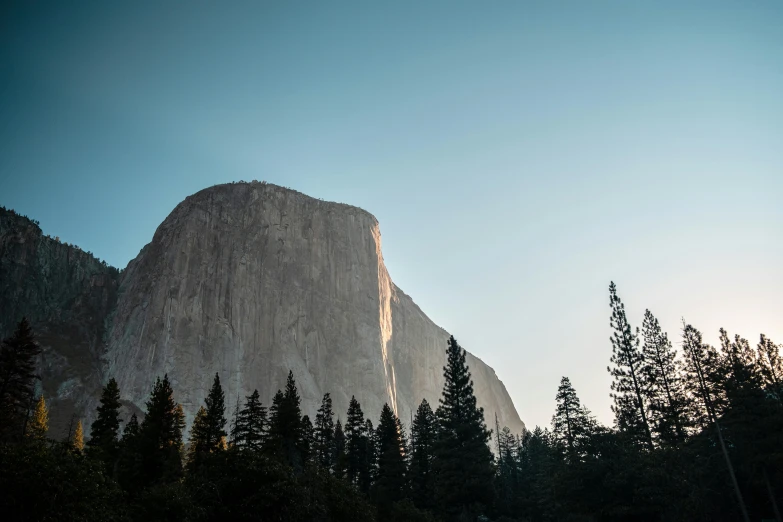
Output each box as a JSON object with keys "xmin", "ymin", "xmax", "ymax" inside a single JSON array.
[{"xmin": 432, "ymin": 335, "xmax": 494, "ymax": 520}]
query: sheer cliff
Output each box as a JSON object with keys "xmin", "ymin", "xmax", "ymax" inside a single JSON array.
[
  {"xmin": 1, "ymin": 184, "xmax": 524, "ymax": 436},
  {"xmin": 104, "ymin": 182, "xmax": 524, "ymax": 433}
]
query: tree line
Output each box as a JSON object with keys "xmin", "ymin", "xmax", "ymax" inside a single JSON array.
[{"xmin": 0, "ymin": 281, "xmax": 781, "ymax": 521}]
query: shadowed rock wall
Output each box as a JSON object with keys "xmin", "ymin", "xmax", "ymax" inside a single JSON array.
[{"xmin": 0, "ymin": 208, "xmax": 119, "ymax": 436}]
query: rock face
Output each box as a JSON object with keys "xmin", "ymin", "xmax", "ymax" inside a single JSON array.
[
  {"xmin": 0, "ymin": 208, "xmax": 120, "ymax": 435},
  {"xmin": 105, "ymin": 183, "xmax": 524, "ymax": 433},
  {"xmin": 1, "ymin": 183, "xmax": 524, "ymax": 436}
]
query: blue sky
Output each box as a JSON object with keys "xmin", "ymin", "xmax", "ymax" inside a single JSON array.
[{"xmin": 1, "ymin": 0, "xmax": 781, "ymax": 429}]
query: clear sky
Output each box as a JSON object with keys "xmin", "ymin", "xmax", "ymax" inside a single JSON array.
[{"xmin": 1, "ymin": 0, "xmax": 782, "ymax": 429}]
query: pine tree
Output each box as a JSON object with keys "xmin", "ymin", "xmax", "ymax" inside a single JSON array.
[
  {"xmin": 117, "ymin": 413, "xmax": 142, "ymax": 490},
  {"xmin": 266, "ymin": 371, "xmax": 304, "ymax": 470},
  {"xmin": 26, "ymin": 394, "xmax": 48, "ymax": 441},
  {"xmin": 372, "ymin": 403, "xmax": 407, "ymax": 514},
  {"xmin": 432, "ymin": 335, "xmax": 495, "ymax": 520},
  {"xmin": 681, "ymin": 323, "xmax": 750, "ymax": 522},
  {"xmin": 203, "ymin": 373, "xmax": 227, "ymax": 452},
  {"xmin": 186, "ymin": 371, "xmax": 227, "ymax": 465},
  {"xmin": 757, "ymin": 334, "xmax": 783, "ymax": 403},
  {"xmin": 517, "ymin": 426, "xmax": 557, "ymax": 521},
  {"xmin": 681, "ymin": 324, "xmax": 723, "ymax": 431},
  {"xmin": 138, "ymin": 374, "xmax": 186, "ymax": 484},
  {"xmin": 410, "ymin": 398, "xmax": 437, "ymax": 512},
  {"xmin": 87, "ymin": 378, "xmax": 122, "ymax": 464},
  {"xmin": 0, "ymin": 318, "xmax": 40, "ymax": 439},
  {"xmin": 608, "ymin": 282, "xmax": 653, "ymax": 449},
  {"xmin": 314, "ymin": 392, "xmax": 335, "ymax": 470},
  {"xmin": 122, "ymin": 412, "xmax": 140, "ymax": 444},
  {"xmin": 72, "ymin": 420, "xmax": 85, "ymax": 452},
  {"xmin": 640, "ymin": 310, "xmax": 687, "ymax": 444},
  {"xmin": 345, "ymin": 396, "xmax": 367, "ymax": 487},
  {"xmin": 552, "ymin": 377, "xmax": 595, "ymax": 463},
  {"xmin": 300, "ymin": 414, "xmax": 314, "ymax": 466},
  {"xmin": 718, "ymin": 329, "xmax": 764, "ymax": 407},
  {"xmin": 333, "ymin": 419, "xmax": 347, "ymax": 479},
  {"xmin": 363, "ymin": 418, "xmax": 376, "ymax": 493},
  {"xmin": 229, "ymin": 394, "xmax": 241, "ymax": 447},
  {"xmin": 187, "ymin": 405, "xmax": 209, "ymax": 468},
  {"xmin": 234, "ymin": 389, "xmax": 267, "ymax": 451},
  {"xmin": 495, "ymin": 425, "xmax": 520, "ymax": 518}
]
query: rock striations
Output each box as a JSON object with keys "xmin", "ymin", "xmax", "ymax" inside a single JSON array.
[{"xmin": 1, "ymin": 183, "xmax": 524, "ymax": 436}]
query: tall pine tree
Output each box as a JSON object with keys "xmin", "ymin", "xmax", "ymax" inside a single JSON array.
[
  {"xmin": 608, "ymin": 282, "xmax": 653, "ymax": 449},
  {"xmin": 138, "ymin": 374, "xmax": 186, "ymax": 485},
  {"xmin": 267, "ymin": 371, "xmax": 304, "ymax": 470},
  {"xmin": 234, "ymin": 389, "xmax": 267, "ymax": 451},
  {"xmin": 640, "ymin": 310, "xmax": 687, "ymax": 444},
  {"xmin": 682, "ymin": 324, "xmax": 750, "ymax": 522},
  {"xmin": 314, "ymin": 392, "xmax": 335, "ymax": 470},
  {"xmin": 410, "ymin": 398, "xmax": 437, "ymax": 512},
  {"xmin": 300, "ymin": 414, "xmax": 314, "ymax": 466},
  {"xmin": 0, "ymin": 318, "xmax": 40, "ymax": 440},
  {"xmin": 87, "ymin": 378, "xmax": 122, "ymax": 467},
  {"xmin": 116, "ymin": 413, "xmax": 142, "ymax": 491},
  {"xmin": 552, "ymin": 376, "xmax": 595, "ymax": 463},
  {"xmin": 432, "ymin": 335, "xmax": 495, "ymax": 520},
  {"xmin": 363, "ymin": 418, "xmax": 376, "ymax": 493},
  {"xmin": 202, "ymin": 373, "xmax": 227, "ymax": 452},
  {"xmin": 345, "ymin": 396, "xmax": 372, "ymax": 491},
  {"xmin": 372, "ymin": 403, "xmax": 407, "ymax": 513},
  {"xmin": 333, "ymin": 419, "xmax": 347, "ymax": 479},
  {"xmin": 187, "ymin": 406, "xmax": 209, "ymax": 468}
]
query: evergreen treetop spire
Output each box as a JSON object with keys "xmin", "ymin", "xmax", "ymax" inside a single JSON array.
[
  {"xmin": 203, "ymin": 373, "xmax": 227, "ymax": 451},
  {"xmin": 433, "ymin": 335, "xmax": 494, "ymax": 519},
  {"xmin": 88, "ymin": 378, "xmax": 122, "ymax": 451},
  {"xmin": 608, "ymin": 282, "xmax": 654, "ymax": 449}
]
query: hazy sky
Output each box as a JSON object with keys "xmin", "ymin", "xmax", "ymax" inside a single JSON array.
[{"xmin": 2, "ymin": 1, "xmax": 782, "ymax": 429}]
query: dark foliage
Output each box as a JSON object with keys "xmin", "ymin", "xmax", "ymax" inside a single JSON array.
[
  {"xmin": 233, "ymin": 388, "xmax": 267, "ymax": 451},
  {"xmin": 87, "ymin": 378, "xmax": 122, "ymax": 473},
  {"xmin": 2, "ymin": 287, "xmax": 782, "ymax": 522},
  {"xmin": 0, "ymin": 318, "xmax": 40, "ymax": 441},
  {"xmin": 433, "ymin": 335, "xmax": 495, "ymax": 520}
]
